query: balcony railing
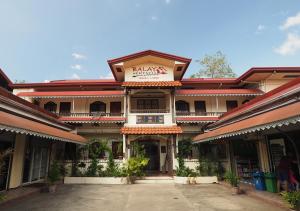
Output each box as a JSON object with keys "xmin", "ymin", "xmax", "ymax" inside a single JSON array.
[
  {"xmin": 130, "ymin": 109, "xmax": 170, "ymax": 113},
  {"xmin": 176, "ymin": 111, "xmax": 224, "ymax": 117},
  {"xmin": 57, "ymin": 112, "xmax": 124, "ymax": 117}
]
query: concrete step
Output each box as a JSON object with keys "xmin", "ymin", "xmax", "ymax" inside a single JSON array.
[{"xmin": 134, "ymin": 176, "xmax": 174, "ymax": 184}]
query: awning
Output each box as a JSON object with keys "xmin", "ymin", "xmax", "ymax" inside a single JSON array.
[
  {"xmin": 0, "ymin": 111, "xmax": 87, "ymax": 144},
  {"xmin": 175, "ymin": 89, "xmax": 263, "ymax": 96},
  {"xmin": 122, "ymin": 81, "xmax": 182, "ymax": 87},
  {"xmin": 121, "ymin": 126, "xmax": 182, "ymax": 135},
  {"xmin": 193, "ymin": 101, "xmax": 300, "ymax": 143},
  {"xmin": 176, "ymin": 117, "xmax": 219, "ymax": 123},
  {"xmin": 59, "ymin": 117, "xmax": 126, "ymax": 123},
  {"xmin": 17, "ymin": 90, "xmax": 124, "ymax": 98}
]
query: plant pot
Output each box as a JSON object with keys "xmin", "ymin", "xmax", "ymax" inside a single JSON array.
[
  {"xmin": 188, "ymin": 177, "xmax": 196, "ymax": 184},
  {"xmin": 231, "ymin": 186, "xmax": 240, "ymax": 195},
  {"xmin": 127, "ymin": 176, "xmax": 136, "ymax": 184},
  {"xmin": 48, "ymin": 184, "xmax": 57, "ymax": 193}
]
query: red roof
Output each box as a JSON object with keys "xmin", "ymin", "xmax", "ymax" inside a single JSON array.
[
  {"xmin": 175, "ymin": 89, "xmax": 263, "ymax": 96},
  {"xmin": 121, "ymin": 126, "xmax": 182, "ymax": 135},
  {"xmin": 176, "ymin": 117, "xmax": 219, "ymax": 122},
  {"xmin": 194, "ymin": 101, "xmax": 300, "ymax": 142},
  {"xmin": 17, "ymin": 90, "xmax": 124, "ymax": 97}
]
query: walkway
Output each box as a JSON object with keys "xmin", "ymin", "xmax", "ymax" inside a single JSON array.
[{"xmin": 0, "ymin": 184, "xmax": 287, "ymax": 211}]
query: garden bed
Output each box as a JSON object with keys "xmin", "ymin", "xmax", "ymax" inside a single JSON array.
[{"xmin": 64, "ymin": 177, "xmax": 128, "ymax": 185}]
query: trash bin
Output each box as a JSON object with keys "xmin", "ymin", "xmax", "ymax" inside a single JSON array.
[
  {"xmin": 264, "ymin": 172, "xmax": 277, "ymax": 193},
  {"xmin": 253, "ymin": 172, "xmax": 266, "ymax": 191}
]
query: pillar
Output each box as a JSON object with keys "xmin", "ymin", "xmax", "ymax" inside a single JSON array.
[
  {"xmin": 9, "ymin": 134, "xmax": 26, "ymax": 189},
  {"xmin": 258, "ymin": 137, "xmax": 270, "ymax": 172}
]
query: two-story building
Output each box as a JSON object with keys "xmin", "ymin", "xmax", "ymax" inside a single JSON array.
[{"xmin": 11, "ymin": 50, "xmax": 300, "ymax": 177}]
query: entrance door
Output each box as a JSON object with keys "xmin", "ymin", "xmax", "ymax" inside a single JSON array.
[{"xmin": 137, "ymin": 141, "xmax": 160, "ymax": 172}]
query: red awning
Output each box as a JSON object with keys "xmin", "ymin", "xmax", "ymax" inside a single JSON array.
[
  {"xmin": 122, "ymin": 81, "xmax": 182, "ymax": 87},
  {"xmin": 0, "ymin": 111, "xmax": 87, "ymax": 144},
  {"xmin": 175, "ymin": 89, "xmax": 263, "ymax": 96},
  {"xmin": 193, "ymin": 101, "xmax": 300, "ymax": 143},
  {"xmin": 121, "ymin": 126, "xmax": 182, "ymax": 135},
  {"xmin": 59, "ymin": 117, "xmax": 126, "ymax": 123},
  {"xmin": 17, "ymin": 90, "xmax": 124, "ymax": 98},
  {"xmin": 176, "ymin": 117, "xmax": 219, "ymax": 123}
]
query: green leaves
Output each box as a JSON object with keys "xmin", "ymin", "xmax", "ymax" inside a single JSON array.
[
  {"xmin": 224, "ymin": 171, "xmax": 239, "ymax": 187},
  {"xmin": 281, "ymin": 191, "xmax": 300, "ymax": 209},
  {"xmin": 48, "ymin": 161, "xmax": 61, "ymax": 184},
  {"xmin": 191, "ymin": 51, "xmax": 236, "ymax": 78}
]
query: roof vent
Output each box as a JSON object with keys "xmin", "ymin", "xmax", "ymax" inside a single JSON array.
[
  {"xmin": 116, "ymin": 67, "xmax": 122, "ymax": 73},
  {"xmin": 176, "ymin": 66, "xmax": 183, "ymax": 72}
]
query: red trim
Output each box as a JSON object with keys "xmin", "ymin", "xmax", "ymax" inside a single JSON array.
[
  {"xmin": 176, "ymin": 117, "xmax": 219, "ymax": 122},
  {"xmin": 17, "ymin": 90, "xmax": 124, "ymax": 97}
]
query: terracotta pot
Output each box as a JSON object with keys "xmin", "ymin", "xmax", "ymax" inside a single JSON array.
[
  {"xmin": 231, "ymin": 186, "xmax": 240, "ymax": 195},
  {"xmin": 48, "ymin": 184, "xmax": 57, "ymax": 193}
]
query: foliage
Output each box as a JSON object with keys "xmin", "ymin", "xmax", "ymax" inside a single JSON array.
[
  {"xmin": 191, "ymin": 51, "xmax": 236, "ymax": 78},
  {"xmin": 281, "ymin": 191, "xmax": 300, "ymax": 209},
  {"xmin": 85, "ymin": 158, "xmax": 99, "ymax": 177},
  {"xmin": 0, "ymin": 148, "xmax": 13, "ymax": 175},
  {"xmin": 48, "ymin": 161, "xmax": 61, "ymax": 184},
  {"xmin": 224, "ymin": 171, "xmax": 239, "ymax": 187},
  {"xmin": 0, "ymin": 193, "xmax": 6, "ymax": 202},
  {"xmin": 178, "ymin": 139, "xmax": 193, "ymax": 158},
  {"xmin": 125, "ymin": 157, "xmax": 149, "ymax": 177}
]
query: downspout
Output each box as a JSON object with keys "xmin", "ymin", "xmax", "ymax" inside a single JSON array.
[{"xmin": 276, "ymin": 127, "xmax": 300, "ymax": 175}]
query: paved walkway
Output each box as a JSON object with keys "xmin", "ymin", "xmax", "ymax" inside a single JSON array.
[{"xmin": 0, "ymin": 184, "xmax": 287, "ymax": 211}]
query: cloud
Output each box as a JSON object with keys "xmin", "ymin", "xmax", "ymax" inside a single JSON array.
[
  {"xmin": 151, "ymin": 16, "xmax": 158, "ymax": 21},
  {"xmin": 72, "ymin": 53, "xmax": 87, "ymax": 60},
  {"xmin": 274, "ymin": 33, "xmax": 300, "ymax": 55},
  {"xmin": 255, "ymin": 24, "xmax": 265, "ymax": 34},
  {"xmin": 99, "ymin": 72, "xmax": 114, "ymax": 79},
  {"xmin": 70, "ymin": 73, "xmax": 80, "ymax": 80},
  {"xmin": 44, "ymin": 80, "xmax": 50, "ymax": 83},
  {"xmin": 70, "ymin": 64, "xmax": 82, "ymax": 70},
  {"xmin": 165, "ymin": 0, "xmax": 171, "ymax": 4},
  {"xmin": 280, "ymin": 12, "xmax": 300, "ymax": 30}
]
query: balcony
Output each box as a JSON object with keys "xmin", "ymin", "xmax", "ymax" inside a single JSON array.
[
  {"xmin": 130, "ymin": 109, "xmax": 170, "ymax": 114},
  {"xmin": 176, "ymin": 111, "xmax": 224, "ymax": 117},
  {"xmin": 57, "ymin": 112, "xmax": 125, "ymax": 123}
]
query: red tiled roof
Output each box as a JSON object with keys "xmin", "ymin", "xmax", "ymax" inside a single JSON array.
[
  {"xmin": 122, "ymin": 81, "xmax": 182, "ymax": 87},
  {"xmin": 175, "ymin": 89, "xmax": 263, "ymax": 96},
  {"xmin": 0, "ymin": 111, "xmax": 87, "ymax": 144},
  {"xmin": 17, "ymin": 90, "xmax": 124, "ymax": 97},
  {"xmin": 193, "ymin": 101, "xmax": 300, "ymax": 143},
  {"xmin": 59, "ymin": 117, "xmax": 125, "ymax": 122},
  {"xmin": 176, "ymin": 117, "xmax": 219, "ymax": 122},
  {"xmin": 121, "ymin": 126, "xmax": 182, "ymax": 135}
]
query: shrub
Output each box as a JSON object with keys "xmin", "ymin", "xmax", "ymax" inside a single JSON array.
[
  {"xmin": 175, "ymin": 157, "xmax": 198, "ymax": 177},
  {"xmin": 125, "ymin": 157, "xmax": 149, "ymax": 177},
  {"xmin": 281, "ymin": 191, "xmax": 300, "ymax": 209},
  {"xmin": 48, "ymin": 161, "xmax": 61, "ymax": 184},
  {"xmin": 224, "ymin": 171, "xmax": 239, "ymax": 187}
]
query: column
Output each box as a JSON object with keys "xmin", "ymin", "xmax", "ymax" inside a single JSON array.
[
  {"xmin": 9, "ymin": 134, "xmax": 26, "ymax": 189},
  {"xmin": 258, "ymin": 137, "xmax": 270, "ymax": 172}
]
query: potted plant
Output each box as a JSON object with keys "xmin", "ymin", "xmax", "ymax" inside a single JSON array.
[
  {"xmin": 224, "ymin": 171, "xmax": 240, "ymax": 194},
  {"xmin": 281, "ymin": 191, "xmax": 300, "ymax": 210},
  {"xmin": 47, "ymin": 161, "xmax": 61, "ymax": 193}
]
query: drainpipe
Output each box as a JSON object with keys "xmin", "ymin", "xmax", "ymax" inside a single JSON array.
[{"xmin": 275, "ymin": 127, "xmax": 300, "ymax": 175}]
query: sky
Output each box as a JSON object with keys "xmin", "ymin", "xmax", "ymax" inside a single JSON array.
[{"xmin": 1, "ymin": 0, "xmax": 300, "ymax": 82}]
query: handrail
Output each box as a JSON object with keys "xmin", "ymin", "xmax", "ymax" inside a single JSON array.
[
  {"xmin": 175, "ymin": 111, "xmax": 224, "ymax": 117},
  {"xmin": 57, "ymin": 112, "xmax": 124, "ymax": 117},
  {"xmin": 130, "ymin": 109, "xmax": 170, "ymax": 113}
]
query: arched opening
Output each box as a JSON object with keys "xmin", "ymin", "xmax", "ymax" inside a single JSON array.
[
  {"xmin": 176, "ymin": 100, "xmax": 190, "ymax": 115},
  {"xmin": 44, "ymin": 101, "xmax": 57, "ymax": 113},
  {"xmin": 90, "ymin": 101, "xmax": 106, "ymax": 115}
]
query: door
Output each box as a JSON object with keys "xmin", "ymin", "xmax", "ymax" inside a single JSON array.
[
  {"xmin": 194, "ymin": 101, "xmax": 206, "ymax": 115},
  {"xmin": 59, "ymin": 102, "xmax": 71, "ymax": 115},
  {"xmin": 143, "ymin": 141, "xmax": 160, "ymax": 172},
  {"xmin": 110, "ymin": 102, "xmax": 121, "ymax": 116}
]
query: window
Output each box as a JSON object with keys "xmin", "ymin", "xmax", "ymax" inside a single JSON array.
[
  {"xmin": 90, "ymin": 101, "xmax": 106, "ymax": 114},
  {"xmin": 137, "ymin": 99, "xmax": 159, "ymax": 110},
  {"xmin": 194, "ymin": 101, "xmax": 206, "ymax": 115},
  {"xmin": 176, "ymin": 100, "xmax": 190, "ymax": 114},
  {"xmin": 59, "ymin": 102, "xmax": 71, "ymax": 115},
  {"xmin": 44, "ymin": 101, "xmax": 57, "ymax": 113},
  {"xmin": 110, "ymin": 102, "xmax": 121, "ymax": 115},
  {"xmin": 226, "ymin": 100, "xmax": 238, "ymax": 112}
]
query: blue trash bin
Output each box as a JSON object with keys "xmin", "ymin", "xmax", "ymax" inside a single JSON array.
[{"xmin": 253, "ymin": 172, "xmax": 266, "ymax": 191}]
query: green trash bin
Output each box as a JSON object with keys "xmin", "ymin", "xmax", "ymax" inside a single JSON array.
[{"xmin": 264, "ymin": 172, "xmax": 277, "ymax": 193}]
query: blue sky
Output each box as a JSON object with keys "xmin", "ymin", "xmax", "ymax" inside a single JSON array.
[{"xmin": 1, "ymin": 0, "xmax": 300, "ymax": 82}]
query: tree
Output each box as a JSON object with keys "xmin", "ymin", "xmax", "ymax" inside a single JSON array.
[{"xmin": 191, "ymin": 51, "xmax": 236, "ymax": 78}]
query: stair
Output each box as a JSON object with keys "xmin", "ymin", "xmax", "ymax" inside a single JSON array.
[{"xmin": 134, "ymin": 176, "xmax": 174, "ymax": 184}]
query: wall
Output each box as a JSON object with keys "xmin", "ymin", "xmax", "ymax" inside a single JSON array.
[
  {"xmin": 259, "ymin": 79, "xmax": 291, "ymax": 92},
  {"xmin": 9, "ymin": 134, "xmax": 26, "ymax": 189}
]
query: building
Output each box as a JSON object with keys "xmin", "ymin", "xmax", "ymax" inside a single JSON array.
[
  {"xmin": 0, "ymin": 69, "xmax": 86, "ymax": 191},
  {"xmin": 8, "ymin": 50, "xmax": 300, "ymax": 181}
]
